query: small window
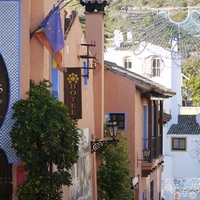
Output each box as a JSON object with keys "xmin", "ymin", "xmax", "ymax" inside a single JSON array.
[
  {"xmin": 143, "ymin": 105, "xmax": 148, "ymax": 149},
  {"xmin": 109, "ymin": 113, "xmax": 125, "ymax": 130},
  {"xmin": 152, "ymin": 104, "xmax": 155, "ymax": 137},
  {"xmin": 51, "ymin": 62, "xmax": 60, "ymax": 99},
  {"xmin": 152, "ymin": 57, "xmax": 161, "ymax": 77},
  {"xmin": 142, "ymin": 190, "xmax": 146, "ymax": 200},
  {"xmin": 124, "ymin": 57, "xmax": 132, "ymax": 69},
  {"xmin": 172, "ymin": 138, "xmax": 186, "ymax": 151},
  {"xmin": 83, "ymin": 60, "xmax": 88, "ymax": 86}
]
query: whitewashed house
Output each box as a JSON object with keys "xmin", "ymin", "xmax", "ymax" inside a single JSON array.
[{"xmin": 163, "ymin": 107, "xmax": 200, "ymax": 200}]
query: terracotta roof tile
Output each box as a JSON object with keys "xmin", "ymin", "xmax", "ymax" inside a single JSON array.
[
  {"xmin": 167, "ymin": 115, "xmax": 200, "ymax": 135},
  {"xmin": 104, "ymin": 60, "xmax": 176, "ymax": 98},
  {"xmin": 106, "ymin": 39, "xmax": 139, "ymax": 51}
]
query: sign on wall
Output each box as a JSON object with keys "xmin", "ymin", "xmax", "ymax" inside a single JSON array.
[
  {"xmin": 64, "ymin": 68, "xmax": 82, "ymax": 119},
  {"xmin": 0, "ymin": 55, "xmax": 10, "ymax": 128}
]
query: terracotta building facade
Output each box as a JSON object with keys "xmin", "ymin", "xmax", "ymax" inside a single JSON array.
[{"xmin": 0, "ymin": 0, "xmax": 97, "ymax": 199}]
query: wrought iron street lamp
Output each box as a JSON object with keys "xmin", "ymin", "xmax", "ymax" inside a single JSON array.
[
  {"xmin": 137, "ymin": 148, "xmax": 150, "ymax": 162},
  {"xmin": 90, "ymin": 119, "xmax": 119, "ymax": 153}
]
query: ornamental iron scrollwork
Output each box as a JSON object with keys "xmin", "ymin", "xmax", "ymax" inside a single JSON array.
[
  {"xmin": 117, "ymin": 8, "xmax": 200, "ymax": 66},
  {"xmin": 91, "ymin": 139, "xmax": 119, "ymax": 153},
  {"xmin": 190, "ymin": 140, "xmax": 200, "ymax": 160}
]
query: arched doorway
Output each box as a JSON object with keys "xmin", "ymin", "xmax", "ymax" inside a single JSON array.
[{"xmin": 0, "ymin": 149, "xmax": 12, "ymax": 200}]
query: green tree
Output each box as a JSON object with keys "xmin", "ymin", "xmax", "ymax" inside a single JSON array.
[
  {"xmin": 97, "ymin": 133, "xmax": 134, "ymax": 200},
  {"xmin": 182, "ymin": 58, "xmax": 200, "ymax": 106},
  {"xmin": 10, "ymin": 79, "xmax": 80, "ymax": 200},
  {"xmin": 188, "ymin": 76, "xmax": 200, "ymax": 106}
]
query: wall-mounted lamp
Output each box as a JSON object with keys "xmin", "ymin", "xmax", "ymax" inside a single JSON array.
[
  {"xmin": 91, "ymin": 119, "xmax": 119, "ymax": 153},
  {"xmin": 137, "ymin": 149, "xmax": 150, "ymax": 162}
]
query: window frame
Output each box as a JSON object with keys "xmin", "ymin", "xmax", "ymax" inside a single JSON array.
[
  {"xmin": 150, "ymin": 180, "xmax": 154, "ymax": 200},
  {"xmin": 152, "ymin": 104, "xmax": 155, "ymax": 137},
  {"xmin": 143, "ymin": 105, "xmax": 148, "ymax": 150},
  {"xmin": 171, "ymin": 137, "xmax": 187, "ymax": 151},
  {"xmin": 51, "ymin": 59, "xmax": 60, "ymax": 99},
  {"xmin": 123, "ymin": 56, "xmax": 132, "ymax": 69},
  {"xmin": 142, "ymin": 190, "xmax": 146, "ymax": 200},
  {"xmin": 83, "ymin": 60, "xmax": 88, "ymax": 86},
  {"xmin": 108, "ymin": 112, "xmax": 126, "ymax": 131},
  {"xmin": 151, "ymin": 57, "xmax": 161, "ymax": 77}
]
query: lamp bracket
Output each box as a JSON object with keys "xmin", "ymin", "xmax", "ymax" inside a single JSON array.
[
  {"xmin": 81, "ymin": 66, "xmax": 96, "ymax": 78},
  {"xmin": 78, "ymin": 42, "xmax": 96, "ymax": 79},
  {"xmin": 91, "ymin": 139, "xmax": 119, "ymax": 153}
]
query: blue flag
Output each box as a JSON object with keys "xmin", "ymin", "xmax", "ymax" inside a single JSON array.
[
  {"xmin": 35, "ymin": 0, "xmax": 65, "ymax": 71},
  {"xmin": 41, "ymin": 3, "xmax": 64, "ymax": 54}
]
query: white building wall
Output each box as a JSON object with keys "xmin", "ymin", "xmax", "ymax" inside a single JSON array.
[
  {"xmin": 162, "ymin": 107, "xmax": 200, "ymax": 199},
  {"xmin": 172, "ymin": 136, "xmax": 200, "ymax": 178},
  {"xmin": 162, "ymin": 155, "xmax": 174, "ymax": 200},
  {"xmin": 180, "ymin": 107, "xmax": 200, "ymax": 115},
  {"xmin": 162, "ymin": 134, "xmax": 200, "ymax": 200},
  {"xmin": 104, "ymin": 47, "xmax": 144, "ymax": 75}
]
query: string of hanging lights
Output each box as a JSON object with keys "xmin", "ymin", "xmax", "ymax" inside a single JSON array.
[{"xmin": 117, "ymin": 7, "xmax": 200, "ymax": 64}]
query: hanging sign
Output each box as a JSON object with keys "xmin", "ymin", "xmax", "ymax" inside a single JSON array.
[{"xmin": 64, "ymin": 68, "xmax": 82, "ymax": 119}]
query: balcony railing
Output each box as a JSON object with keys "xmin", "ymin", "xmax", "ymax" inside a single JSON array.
[
  {"xmin": 141, "ymin": 136, "xmax": 164, "ymax": 177},
  {"xmin": 143, "ymin": 135, "xmax": 162, "ymax": 161}
]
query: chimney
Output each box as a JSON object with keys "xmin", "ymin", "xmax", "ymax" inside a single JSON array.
[{"xmin": 81, "ymin": 0, "xmax": 108, "ymax": 140}]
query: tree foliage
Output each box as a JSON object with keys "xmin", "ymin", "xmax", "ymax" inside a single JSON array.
[
  {"xmin": 10, "ymin": 79, "xmax": 80, "ymax": 200},
  {"xmin": 75, "ymin": 0, "xmax": 200, "ymax": 39},
  {"xmin": 97, "ymin": 133, "xmax": 134, "ymax": 200},
  {"xmin": 182, "ymin": 59, "xmax": 200, "ymax": 106}
]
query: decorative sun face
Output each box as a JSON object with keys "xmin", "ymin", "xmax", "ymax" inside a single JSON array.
[{"xmin": 67, "ymin": 73, "xmax": 79, "ymax": 84}]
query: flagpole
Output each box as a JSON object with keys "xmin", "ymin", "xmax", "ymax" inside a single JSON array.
[
  {"xmin": 59, "ymin": 0, "xmax": 72, "ymax": 11},
  {"xmin": 56, "ymin": 0, "xmax": 64, "ymax": 7},
  {"xmin": 30, "ymin": 27, "xmax": 41, "ymax": 39}
]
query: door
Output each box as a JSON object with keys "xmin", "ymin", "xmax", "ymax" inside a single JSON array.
[{"xmin": 0, "ymin": 149, "xmax": 12, "ymax": 200}]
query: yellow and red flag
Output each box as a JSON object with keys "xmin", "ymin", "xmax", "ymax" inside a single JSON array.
[{"xmin": 35, "ymin": 0, "xmax": 64, "ymax": 72}]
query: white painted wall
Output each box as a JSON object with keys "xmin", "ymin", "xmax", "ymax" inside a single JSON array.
[
  {"xmin": 162, "ymin": 135, "xmax": 200, "ymax": 200},
  {"xmin": 162, "ymin": 155, "xmax": 174, "ymax": 200},
  {"xmin": 162, "ymin": 107, "xmax": 200, "ymax": 199}
]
